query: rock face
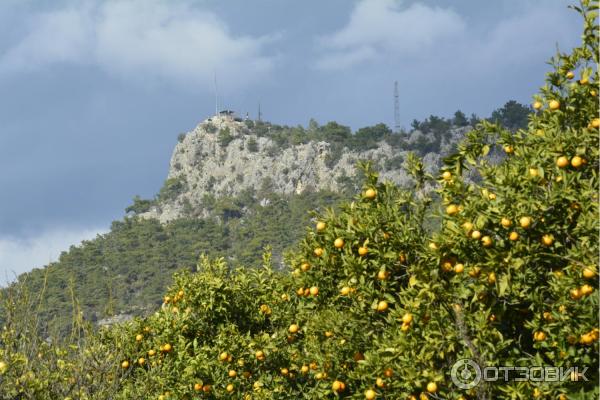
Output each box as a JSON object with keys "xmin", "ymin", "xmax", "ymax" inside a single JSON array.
[{"xmin": 141, "ymin": 114, "xmax": 471, "ymax": 223}]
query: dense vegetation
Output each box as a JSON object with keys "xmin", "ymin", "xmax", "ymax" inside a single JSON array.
[
  {"xmin": 6, "ymin": 190, "xmax": 346, "ymax": 337},
  {"xmin": 1, "ymin": 2, "xmax": 597, "ymax": 399}
]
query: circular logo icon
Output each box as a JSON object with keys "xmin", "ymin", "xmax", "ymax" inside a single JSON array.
[{"xmin": 451, "ymin": 358, "xmax": 481, "ymax": 390}]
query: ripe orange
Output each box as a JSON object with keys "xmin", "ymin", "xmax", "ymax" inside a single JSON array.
[
  {"xmin": 519, "ymin": 216, "xmax": 532, "ymax": 229},
  {"xmin": 454, "ymin": 263, "xmax": 464, "ymax": 273},
  {"xmin": 334, "ymin": 238, "xmax": 345, "ymax": 248},
  {"xmin": 332, "ymin": 380, "xmax": 345, "ymax": 393},
  {"xmin": 289, "ymin": 324, "xmax": 299, "ymax": 334},
  {"xmin": 533, "ymin": 101, "xmax": 542, "ymax": 110},
  {"xmin": 509, "ymin": 231, "xmax": 519, "ymax": 241},
  {"xmin": 471, "ymin": 230, "xmax": 482, "ymax": 240},
  {"xmin": 570, "ymin": 288, "xmax": 582, "ymax": 300},
  {"xmin": 377, "ymin": 269, "xmax": 389, "ymax": 280},
  {"xmin": 148, "ymin": 349, "xmax": 156, "ymax": 357},
  {"xmin": 300, "ymin": 262, "xmax": 310, "ymax": 272},
  {"xmin": 583, "ymin": 267, "xmax": 596, "ymax": 279},
  {"xmin": 194, "ymin": 383, "xmax": 202, "ymax": 391},
  {"xmin": 592, "ymin": 118, "xmax": 600, "ymax": 128},
  {"xmin": 529, "ymin": 167, "xmax": 539, "ymax": 177},
  {"xmin": 135, "ymin": 334, "xmax": 143, "ymax": 342},
  {"xmin": 314, "ymin": 248, "xmax": 324, "ymax": 257},
  {"xmin": 580, "ymin": 77, "xmax": 589, "ymax": 84},
  {"xmin": 162, "ymin": 343, "xmax": 172, "ymax": 353},
  {"xmin": 121, "ymin": 360, "xmax": 129, "ymax": 369},
  {"xmin": 138, "ymin": 357, "xmax": 145, "ymax": 365},
  {"xmin": 566, "ymin": 71, "xmax": 575, "ymax": 79},
  {"xmin": 503, "ymin": 145, "xmax": 514, "ymax": 154},
  {"xmin": 384, "ymin": 368, "xmax": 393, "ymax": 378},
  {"xmin": 219, "ymin": 352, "xmax": 229, "ymax": 361},
  {"xmin": 402, "ymin": 313, "xmax": 413, "ymax": 324},
  {"xmin": 571, "ymin": 156, "xmax": 584, "ymax": 168},
  {"xmin": 376, "ymin": 377, "xmax": 385, "ymax": 388},
  {"xmin": 581, "ymin": 284, "xmax": 594, "ymax": 296},
  {"xmin": 468, "ymin": 267, "xmax": 481, "ymax": 277},
  {"xmin": 501, "ymin": 218, "xmax": 512, "ymax": 228},
  {"xmin": 462, "ymin": 221, "xmax": 474, "ymax": 231},
  {"xmin": 534, "ymin": 331, "xmax": 547, "ymax": 341},
  {"xmin": 426, "ymin": 382, "xmax": 438, "ymax": 393},
  {"xmin": 364, "ymin": 188, "xmax": 377, "ymax": 199},
  {"xmin": 202, "ymin": 385, "xmax": 211, "ymax": 393},
  {"xmin": 481, "ymin": 236, "xmax": 492, "ymax": 247},
  {"xmin": 228, "ymin": 369, "xmax": 237, "ymax": 377},
  {"xmin": 255, "ymin": 350, "xmax": 265, "ymax": 360},
  {"xmin": 300, "ymin": 365, "xmax": 309, "ymax": 374},
  {"xmin": 442, "ymin": 171, "xmax": 452, "ymax": 180},
  {"xmin": 309, "ymin": 286, "xmax": 319, "ymax": 296},
  {"xmin": 340, "ymin": 286, "xmax": 351, "ymax": 296},
  {"xmin": 358, "ymin": 246, "xmax": 368, "ymax": 256},
  {"xmin": 226, "ymin": 384, "xmax": 234, "ymax": 393},
  {"xmin": 316, "ymin": 221, "xmax": 326, "ymax": 231},
  {"xmin": 446, "ymin": 204, "xmax": 459, "ymax": 216},
  {"xmin": 428, "ymin": 242, "xmax": 439, "ymax": 251},
  {"xmin": 556, "ymin": 156, "xmax": 569, "ymax": 168},
  {"xmin": 324, "ymin": 331, "xmax": 333, "ymax": 338},
  {"xmin": 548, "ymin": 100, "xmax": 560, "ymax": 110},
  {"xmin": 488, "ymin": 272, "xmax": 496, "ymax": 284},
  {"xmin": 280, "ymin": 368, "xmax": 289, "ymax": 376},
  {"xmin": 365, "ymin": 389, "xmax": 377, "ymax": 399},
  {"xmin": 541, "ymin": 234, "xmax": 554, "ymax": 246},
  {"xmin": 377, "ymin": 300, "xmax": 389, "ymax": 312}
]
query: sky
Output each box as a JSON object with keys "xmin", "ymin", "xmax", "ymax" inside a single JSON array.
[{"xmin": 0, "ymin": 0, "xmax": 582, "ymax": 282}]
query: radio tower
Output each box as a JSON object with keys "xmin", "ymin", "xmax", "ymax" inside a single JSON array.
[{"xmin": 394, "ymin": 81, "xmax": 400, "ymax": 133}]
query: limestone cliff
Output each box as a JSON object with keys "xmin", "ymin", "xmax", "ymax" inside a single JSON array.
[{"xmin": 141, "ymin": 114, "xmax": 471, "ymax": 222}]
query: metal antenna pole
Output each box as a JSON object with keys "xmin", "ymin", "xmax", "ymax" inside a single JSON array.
[{"xmin": 394, "ymin": 81, "xmax": 400, "ymax": 133}]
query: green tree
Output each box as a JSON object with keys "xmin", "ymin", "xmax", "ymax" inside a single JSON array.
[{"xmin": 489, "ymin": 100, "xmax": 531, "ymax": 131}]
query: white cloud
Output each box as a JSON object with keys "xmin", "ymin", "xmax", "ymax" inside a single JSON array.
[
  {"xmin": 316, "ymin": 0, "xmax": 465, "ymax": 70},
  {"xmin": 0, "ymin": 0, "xmax": 276, "ymax": 90},
  {"xmin": 0, "ymin": 227, "xmax": 107, "ymax": 286}
]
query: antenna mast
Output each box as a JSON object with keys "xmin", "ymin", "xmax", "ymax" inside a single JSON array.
[
  {"xmin": 258, "ymin": 102, "xmax": 262, "ymax": 122},
  {"xmin": 394, "ymin": 81, "xmax": 400, "ymax": 133}
]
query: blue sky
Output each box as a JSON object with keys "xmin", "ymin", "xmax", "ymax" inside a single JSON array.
[{"xmin": 0, "ymin": 0, "xmax": 582, "ymax": 281}]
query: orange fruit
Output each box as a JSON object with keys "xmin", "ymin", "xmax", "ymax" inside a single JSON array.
[
  {"xmin": 314, "ymin": 248, "xmax": 324, "ymax": 257},
  {"xmin": 481, "ymin": 236, "xmax": 492, "ymax": 247},
  {"xmin": 340, "ymin": 286, "xmax": 351, "ymax": 296},
  {"xmin": 365, "ymin": 389, "xmax": 377, "ymax": 399},
  {"xmin": 442, "ymin": 171, "xmax": 452, "ymax": 180},
  {"xmin": 316, "ymin": 221, "xmax": 326, "ymax": 231},
  {"xmin": 504, "ymin": 145, "xmax": 514, "ymax": 154},
  {"xmin": 488, "ymin": 272, "xmax": 496, "ymax": 284},
  {"xmin": 121, "ymin": 360, "xmax": 129, "ymax": 369},
  {"xmin": 571, "ymin": 156, "xmax": 584, "ymax": 168},
  {"xmin": 426, "ymin": 382, "xmax": 438, "ymax": 393},
  {"xmin": 583, "ymin": 267, "xmax": 596, "ymax": 279},
  {"xmin": 581, "ymin": 284, "xmax": 594, "ymax": 296},
  {"xmin": 376, "ymin": 300, "xmax": 388, "ymax": 312},
  {"xmin": 309, "ymin": 286, "xmax": 319, "ymax": 296},
  {"xmin": 334, "ymin": 238, "xmax": 345, "ymax": 248},
  {"xmin": 162, "ymin": 343, "xmax": 172, "ymax": 353},
  {"xmin": 135, "ymin": 334, "xmax": 143, "ymax": 342},
  {"xmin": 509, "ymin": 231, "xmax": 519, "ymax": 241},
  {"xmin": 454, "ymin": 263, "xmax": 464, "ymax": 273},
  {"xmin": 289, "ymin": 324, "xmax": 299, "ymax": 333},
  {"xmin": 228, "ymin": 370, "xmax": 237, "ymax": 377},
  {"xmin": 566, "ymin": 71, "xmax": 575, "ymax": 79},
  {"xmin": 226, "ymin": 384, "xmax": 234, "ymax": 393},
  {"xmin": 541, "ymin": 234, "xmax": 554, "ymax": 246},
  {"xmin": 446, "ymin": 204, "xmax": 459, "ymax": 216},
  {"xmin": 501, "ymin": 218, "xmax": 512, "ymax": 228},
  {"xmin": 533, "ymin": 101, "xmax": 542, "ymax": 110},
  {"xmin": 520, "ymin": 216, "xmax": 532, "ymax": 229},
  {"xmin": 548, "ymin": 100, "xmax": 560, "ymax": 110},
  {"xmin": 534, "ymin": 331, "xmax": 547, "ymax": 341},
  {"xmin": 471, "ymin": 230, "xmax": 482, "ymax": 240},
  {"xmin": 570, "ymin": 288, "xmax": 582, "ymax": 300},
  {"xmin": 194, "ymin": 383, "xmax": 202, "ymax": 391},
  {"xmin": 377, "ymin": 269, "xmax": 389, "ymax": 280},
  {"xmin": 556, "ymin": 156, "xmax": 569, "ymax": 168},
  {"xmin": 358, "ymin": 246, "xmax": 368, "ymax": 256},
  {"xmin": 402, "ymin": 313, "xmax": 413, "ymax": 324},
  {"xmin": 364, "ymin": 188, "xmax": 377, "ymax": 199},
  {"xmin": 592, "ymin": 118, "xmax": 600, "ymax": 128}
]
